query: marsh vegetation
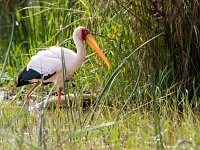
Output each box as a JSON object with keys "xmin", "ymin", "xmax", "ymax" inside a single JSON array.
[{"xmin": 0, "ymin": 0, "xmax": 200, "ymax": 149}]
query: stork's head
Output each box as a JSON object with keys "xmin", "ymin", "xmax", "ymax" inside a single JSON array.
[{"xmin": 73, "ymin": 26, "xmax": 111, "ymax": 69}]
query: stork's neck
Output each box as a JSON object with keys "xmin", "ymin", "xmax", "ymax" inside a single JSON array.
[{"xmin": 73, "ymin": 35, "xmax": 86, "ymax": 68}]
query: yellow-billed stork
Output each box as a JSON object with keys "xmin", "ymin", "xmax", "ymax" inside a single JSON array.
[{"xmin": 17, "ymin": 26, "xmax": 110, "ymax": 119}]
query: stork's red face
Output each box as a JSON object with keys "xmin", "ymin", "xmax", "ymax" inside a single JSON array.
[
  {"xmin": 81, "ymin": 28, "xmax": 90, "ymax": 41},
  {"xmin": 81, "ymin": 27, "xmax": 111, "ymax": 69}
]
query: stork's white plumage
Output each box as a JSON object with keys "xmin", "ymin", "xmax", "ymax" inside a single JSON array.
[{"xmin": 17, "ymin": 26, "xmax": 110, "ymax": 120}]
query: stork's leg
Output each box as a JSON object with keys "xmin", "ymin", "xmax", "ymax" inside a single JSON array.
[
  {"xmin": 25, "ymin": 81, "xmax": 41, "ymax": 115},
  {"xmin": 25, "ymin": 81, "xmax": 40, "ymax": 100},
  {"xmin": 56, "ymin": 87, "xmax": 62, "ymax": 121}
]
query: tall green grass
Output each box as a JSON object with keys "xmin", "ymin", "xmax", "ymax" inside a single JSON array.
[{"xmin": 0, "ymin": 0, "xmax": 200, "ymax": 149}]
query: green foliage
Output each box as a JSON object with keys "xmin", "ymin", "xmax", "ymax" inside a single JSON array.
[{"xmin": 0, "ymin": 0, "xmax": 200, "ymax": 149}]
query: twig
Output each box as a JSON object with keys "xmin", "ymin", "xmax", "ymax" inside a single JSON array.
[
  {"xmin": 116, "ymin": 1, "xmax": 152, "ymax": 29},
  {"xmin": 170, "ymin": 0, "xmax": 184, "ymax": 23}
]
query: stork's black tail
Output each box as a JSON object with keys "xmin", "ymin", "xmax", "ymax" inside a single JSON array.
[
  {"xmin": 17, "ymin": 67, "xmax": 41, "ymax": 87},
  {"xmin": 17, "ymin": 67, "xmax": 56, "ymax": 87}
]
